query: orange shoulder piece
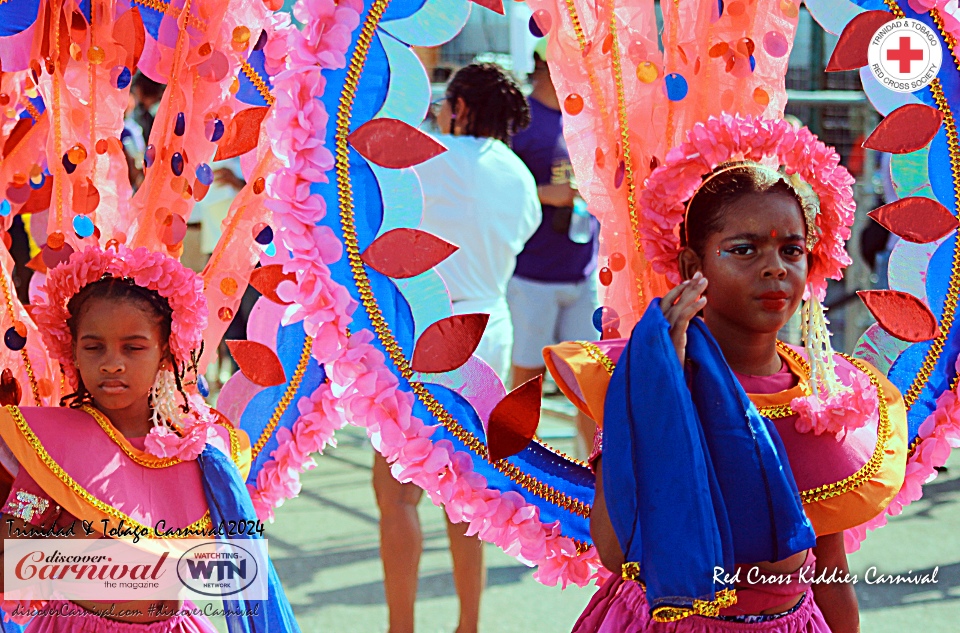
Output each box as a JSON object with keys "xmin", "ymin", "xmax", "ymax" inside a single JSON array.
[
  {"xmin": 799, "ymin": 357, "xmax": 908, "ymax": 536},
  {"xmin": 542, "ymin": 340, "xmax": 622, "ymax": 429}
]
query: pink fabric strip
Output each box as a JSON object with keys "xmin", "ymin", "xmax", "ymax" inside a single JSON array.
[{"xmin": 17, "ymin": 408, "xmax": 208, "ymax": 529}]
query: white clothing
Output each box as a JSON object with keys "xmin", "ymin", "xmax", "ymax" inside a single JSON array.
[{"xmin": 416, "ymin": 135, "xmax": 541, "ymax": 380}]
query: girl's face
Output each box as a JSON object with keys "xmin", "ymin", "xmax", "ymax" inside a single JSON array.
[
  {"xmin": 73, "ymin": 298, "xmax": 167, "ymax": 419},
  {"xmin": 681, "ymin": 191, "xmax": 808, "ymax": 337}
]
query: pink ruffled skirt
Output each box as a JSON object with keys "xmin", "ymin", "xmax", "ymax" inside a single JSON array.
[
  {"xmin": 23, "ymin": 601, "xmax": 219, "ymax": 633},
  {"xmin": 573, "ymin": 578, "xmax": 831, "ymax": 633}
]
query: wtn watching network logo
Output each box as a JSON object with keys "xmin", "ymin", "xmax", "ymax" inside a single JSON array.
[{"xmin": 177, "ymin": 542, "xmax": 262, "ymax": 597}]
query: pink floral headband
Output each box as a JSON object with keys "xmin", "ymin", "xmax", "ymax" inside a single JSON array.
[
  {"xmin": 33, "ymin": 245, "xmax": 208, "ymax": 391},
  {"xmin": 639, "ymin": 114, "xmax": 856, "ymax": 300}
]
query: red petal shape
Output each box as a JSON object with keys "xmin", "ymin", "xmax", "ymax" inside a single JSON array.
[
  {"xmin": 26, "ymin": 252, "xmax": 47, "ymax": 274},
  {"xmin": 411, "ymin": 314, "xmax": 489, "ymax": 373},
  {"xmin": 361, "ymin": 228, "xmax": 458, "ymax": 279},
  {"xmin": 825, "ymin": 10, "xmax": 894, "ymax": 72},
  {"xmin": 470, "ymin": 0, "xmax": 505, "ymax": 15},
  {"xmin": 20, "ymin": 177, "xmax": 52, "ymax": 215},
  {"xmin": 348, "ymin": 118, "xmax": 447, "ymax": 169},
  {"xmin": 487, "ymin": 376, "xmax": 542, "ymax": 462},
  {"xmin": 858, "ymin": 290, "xmax": 940, "ymax": 343},
  {"xmin": 868, "ymin": 197, "xmax": 956, "ymax": 243},
  {"xmin": 114, "ymin": 7, "xmax": 145, "ymax": 71},
  {"xmin": 3, "ymin": 118, "xmax": 33, "ymax": 158},
  {"xmin": 73, "ymin": 177, "xmax": 100, "ymax": 215},
  {"xmin": 226, "ymin": 340, "xmax": 287, "ymax": 387},
  {"xmin": 863, "ymin": 104, "xmax": 943, "ymax": 154},
  {"xmin": 249, "ymin": 265, "xmax": 297, "ymax": 305},
  {"xmin": 214, "ymin": 107, "xmax": 270, "ymax": 161}
]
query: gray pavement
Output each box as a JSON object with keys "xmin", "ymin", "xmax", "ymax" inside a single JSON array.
[{"xmin": 258, "ymin": 393, "xmax": 960, "ymax": 632}]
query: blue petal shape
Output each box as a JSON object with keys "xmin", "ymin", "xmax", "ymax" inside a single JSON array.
[
  {"xmin": 889, "ymin": 234, "xmax": 960, "ymax": 440},
  {"xmin": 0, "ymin": 0, "xmax": 40, "ymax": 37},
  {"xmin": 237, "ymin": 47, "xmax": 275, "ymax": 107},
  {"xmin": 380, "ymin": 0, "xmax": 472, "ymax": 48},
  {"xmin": 375, "ymin": 31, "xmax": 431, "ymax": 126},
  {"xmin": 242, "ymin": 321, "xmax": 327, "ymax": 484},
  {"xmin": 382, "ymin": 0, "xmax": 429, "ymax": 22},
  {"xmin": 371, "ymin": 164, "xmax": 424, "ymax": 236},
  {"xmin": 393, "ymin": 270, "xmax": 453, "ymax": 341}
]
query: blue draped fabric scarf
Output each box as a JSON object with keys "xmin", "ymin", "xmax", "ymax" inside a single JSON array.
[
  {"xmin": 198, "ymin": 444, "xmax": 301, "ymax": 633},
  {"xmin": 602, "ymin": 301, "xmax": 816, "ymax": 620}
]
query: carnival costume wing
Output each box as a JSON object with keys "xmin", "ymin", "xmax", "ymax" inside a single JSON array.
[
  {"xmin": 212, "ymin": 0, "xmax": 607, "ymax": 588},
  {"xmin": 804, "ymin": 0, "xmax": 960, "ymax": 550},
  {"xmin": 223, "ymin": 0, "xmax": 852, "ymax": 595}
]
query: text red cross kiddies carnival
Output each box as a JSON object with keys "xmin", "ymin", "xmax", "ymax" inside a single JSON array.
[{"xmin": 887, "ymin": 36, "xmax": 925, "ymax": 74}]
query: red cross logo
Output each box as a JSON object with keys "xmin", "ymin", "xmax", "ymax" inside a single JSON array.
[{"xmin": 886, "ymin": 36, "xmax": 925, "ymax": 74}]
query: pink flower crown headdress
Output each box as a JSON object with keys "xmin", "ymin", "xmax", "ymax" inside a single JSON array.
[
  {"xmin": 33, "ymin": 245, "xmax": 208, "ymax": 393},
  {"xmin": 639, "ymin": 113, "xmax": 872, "ymax": 435},
  {"xmin": 639, "ymin": 113, "xmax": 856, "ymax": 302}
]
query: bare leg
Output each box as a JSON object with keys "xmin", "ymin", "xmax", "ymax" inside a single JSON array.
[
  {"xmin": 445, "ymin": 516, "xmax": 485, "ymax": 633},
  {"xmin": 514, "ymin": 365, "xmax": 596, "ymax": 456},
  {"xmin": 575, "ymin": 410, "xmax": 598, "ymax": 458},
  {"xmin": 510, "ymin": 365, "xmax": 544, "ymax": 391},
  {"xmin": 373, "ymin": 452, "xmax": 424, "ymax": 633}
]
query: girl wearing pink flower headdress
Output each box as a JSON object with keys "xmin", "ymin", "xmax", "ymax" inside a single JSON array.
[
  {"xmin": 543, "ymin": 139, "xmax": 908, "ymax": 632},
  {"xmin": 0, "ymin": 246, "xmax": 299, "ymax": 633}
]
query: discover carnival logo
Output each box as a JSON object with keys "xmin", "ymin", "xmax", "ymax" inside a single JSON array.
[{"xmin": 868, "ymin": 18, "xmax": 943, "ymax": 93}]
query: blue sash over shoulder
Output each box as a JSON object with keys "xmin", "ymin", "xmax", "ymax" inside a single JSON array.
[{"xmin": 602, "ymin": 301, "xmax": 816, "ymax": 622}]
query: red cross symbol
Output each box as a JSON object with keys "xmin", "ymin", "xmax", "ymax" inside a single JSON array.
[{"xmin": 887, "ymin": 36, "xmax": 924, "ymax": 74}]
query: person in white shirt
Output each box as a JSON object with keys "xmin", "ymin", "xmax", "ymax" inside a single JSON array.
[{"xmin": 373, "ymin": 63, "xmax": 540, "ymax": 633}]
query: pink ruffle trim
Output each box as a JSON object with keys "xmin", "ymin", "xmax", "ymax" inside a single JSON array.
[
  {"xmin": 245, "ymin": 0, "xmax": 601, "ymax": 587},
  {"xmin": 32, "ymin": 245, "xmax": 207, "ymax": 391}
]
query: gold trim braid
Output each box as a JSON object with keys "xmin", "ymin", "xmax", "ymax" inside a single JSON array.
[
  {"xmin": 334, "ymin": 0, "xmax": 592, "ymax": 518},
  {"xmin": 6, "ymin": 406, "xmax": 211, "ymax": 536},
  {"xmin": 650, "ymin": 588, "xmax": 738, "ymax": 623}
]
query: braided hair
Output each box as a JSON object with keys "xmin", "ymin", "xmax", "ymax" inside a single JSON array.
[
  {"xmin": 445, "ymin": 63, "xmax": 531, "ymax": 143},
  {"xmin": 62, "ymin": 277, "xmax": 185, "ymax": 408}
]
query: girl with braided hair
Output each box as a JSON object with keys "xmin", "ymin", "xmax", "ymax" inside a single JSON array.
[{"xmin": 372, "ymin": 62, "xmax": 540, "ymax": 633}]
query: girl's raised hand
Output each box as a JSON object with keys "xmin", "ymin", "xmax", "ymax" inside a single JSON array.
[{"xmin": 660, "ymin": 272, "xmax": 708, "ymax": 367}]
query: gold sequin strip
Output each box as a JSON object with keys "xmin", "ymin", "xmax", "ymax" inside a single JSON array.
[
  {"xmin": 131, "ymin": 0, "xmax": 204, "ymax": 29},
  {"xmin": 252, "ymin": 335, "xmax": 315, "ymax": 460},
  {"xmin": 82, "ymin": 405, "xmax": 181, "ymax": 468},
  {"xmin": 576, "ymin": 341, "xmax": 615, "ymax": 376},
  {"xmin": 52, "ymin": 0, "xmax": 65, "ymax": 229},
  {"xmin": 21, "ymin": 98, "xmax": 42, "ymax": 123},
  {"xmin": 651, "ymin": 588, "xmax": 737, "ymax": 623},
  {"xmin": 6, "ymin": 405, "xmax": 211, "ymax": 536},
  {"xmin": 886, "ymin": 0, "xmax": 960, "ymax": 414},
  {"xmin": 0, "ymin": 272, "xmax": 40, "ymax": 405},
  {"xmin": 798, "ymin": 356, "xmax": 893, "ymax": 504},
  {"xmin": 240, "ymin": 60, "xmax": 275, "ymax": 106},
  {"xmin": 334, "ymin": 0, "xmax": 591, "ymax": 518}
]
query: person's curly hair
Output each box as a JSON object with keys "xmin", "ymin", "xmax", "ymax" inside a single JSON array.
[{"xmin": 445, "ymin": 63, "xmax": 531, "ymax": 143}]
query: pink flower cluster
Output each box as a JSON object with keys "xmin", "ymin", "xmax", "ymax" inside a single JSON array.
[
  {"xmin": 249, "ymin": 330, "xmax": 601, "ymax": 586},
  {"xmin": 144, "ymin": 410, "xmax": 216, "ymax": 461},
  {"xmin": 32, "ymin": 245, "xmax": 207, "ymax": 391},
  {"xmin": 907, "ymin": 1, "xmax": 960, "ymax": 47},
  {"xmin": 845, "ymin": 356, "xmax": 960, "ymax": 552},
  {"xmin": 791, "ymin": 369, "xmax": 878, "ymax": 438},
  {"xmin": 249, "ymin": 0, "xmax": 603, "ymax": 586},
  {"xmin": 639, "ymin": 114, "xmax": 856, "ymax": 300}
]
